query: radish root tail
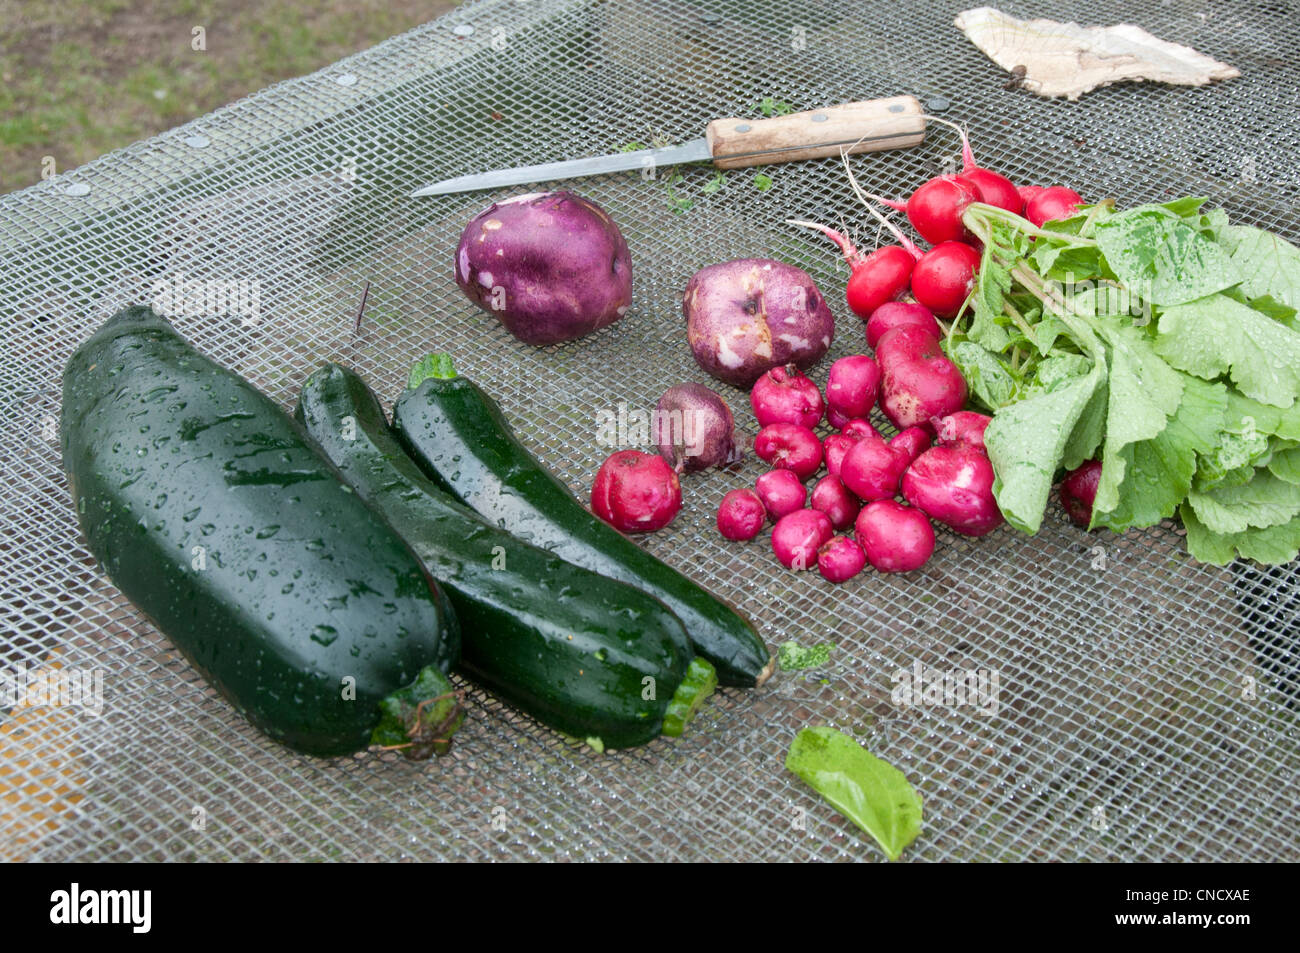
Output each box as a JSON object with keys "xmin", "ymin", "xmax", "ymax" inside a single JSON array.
[
  {"xmin": 786, "ymin": 218, "xmax": 861, "ymax": 264},
  {"xmin": 918, "ymin": 113, "xmax": 977, "ymax": 171},
  {"xmin": 838, "ymin": 149, "xmax": 922, "ymax": 259}
]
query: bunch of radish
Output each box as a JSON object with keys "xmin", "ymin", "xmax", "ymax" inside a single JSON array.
[
  {"xmin": 716, "ymin": 326, "xmax": 1004, "ymax": 584},
  {"xmin": 791, "ymin": 117, "xmax": 1083, "ymax": 324},
  {"xmin": 593, "ymin": 119, "xmax": 1074, "ymax": 563}
]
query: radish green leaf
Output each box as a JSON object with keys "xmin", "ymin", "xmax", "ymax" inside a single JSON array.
[{"xmin": 785, "ymin": 727, "xmax": 923, "ymax": 862}]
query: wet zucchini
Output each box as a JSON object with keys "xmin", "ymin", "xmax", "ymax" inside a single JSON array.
[
  {"xmin": 295, "ymin": 363, "xmax": 709, "ymax": 747},
  {"xmin": 392, "ymin": 354, "xmax": 773, "ymax": 688},
  {"xmin": 60, "ymin": 307, "xmax": 461, "ymax": 757}
]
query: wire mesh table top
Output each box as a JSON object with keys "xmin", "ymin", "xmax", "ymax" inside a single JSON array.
[{"xmin": 2, "ymin": 0, "xmax": 1298, "ymax": 862}]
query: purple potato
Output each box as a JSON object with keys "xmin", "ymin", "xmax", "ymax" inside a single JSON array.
[
  {"xmin": 654, "ymin": 382, "xmax": 741, "ymax": 472},
  {"xmin": 455, "ymin": 191, "xmax": 633, "ymax": 346},
  {"xmin": 683, "ymin": 258, "xmax": 835, "ymax": 388}
]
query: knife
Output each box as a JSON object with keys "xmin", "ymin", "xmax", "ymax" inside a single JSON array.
[{"xmin": 410, "ymin": 95, "xmax": 926, "ymax": 197}]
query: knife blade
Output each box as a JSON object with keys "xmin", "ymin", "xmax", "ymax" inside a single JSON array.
[{"xmin": 411, "ymin": 95, "xmax": 925, "ymax": 198}]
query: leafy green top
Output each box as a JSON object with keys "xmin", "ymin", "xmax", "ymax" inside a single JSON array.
[{"xmin": 953, "ymin": 197, "xmax": 1300, "ymax": 564}]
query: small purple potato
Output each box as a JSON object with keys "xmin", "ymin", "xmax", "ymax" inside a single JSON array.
[
  {"xmin": 654, "ymin": 382, "xmax": 740, "ymax": 472},
  {"xmin": 455, "ymin": 190, "xmax": 632, "ymax": 346},
  {"xmin": 683, "ymin": 259, "xmax": 835, "ymax": 388}
]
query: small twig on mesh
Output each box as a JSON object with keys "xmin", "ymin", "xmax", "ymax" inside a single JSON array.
[{"xmin": 352, "ymin": 280, "xmax": 371, "ymax": 336}]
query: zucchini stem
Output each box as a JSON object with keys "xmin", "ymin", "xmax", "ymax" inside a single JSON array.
[
  {"xmin": 370, "ymin": 666, "xmax": 465, "ymax": 760},
  {"xmin": 661, "ymin": 657, "xmax": 719, "ymax": 737},
  {"xmin": 407, "ymin": 353, "xmax": 459, "ymax": 390}
]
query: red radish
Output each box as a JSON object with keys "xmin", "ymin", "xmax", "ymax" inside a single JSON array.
[
  {"xmin": 826, "ymin": 406, "xmax": 854, "ymax": 429},
  {"xmin": 874, "ymin": 324, "xmax": 943, "ymax": 370},
  {"xmin": 933, "ymin": 411, "xmax": 992, "ymax": 452},
  {"xmin": 846, "ymin": 246, "xmax": 917, "ymax": 318},
  {"xmin": 786, "ymin": 220, "xmax": 915, "ymax": 319},
  {"xmin": 834, "ymin": 118, "xmax": 1020, "ymax": 246},
  {"xmin": 825, "ymin": 355, "xmax": 881, "ymax": 422},
  {"xmin": 790, "ymin": 164, "xmax": 956, "ymax": 323},
  {"xmin": 751, "ymin": 365, "xmax": 824, "ymax": 429},
  {"xmin": 823, "ymin": 433, "xmax": 860, "ymax": 478},
  {"xmin": 591, "ymin": 450, "xmax": 681, "ymax": 533},
  {"xmin": 817, "ymin": 535, "xmax": 867, "ymax": 583},
  {"xmin": 855, "ymin": 500, "xmax": 936, "ymax": 573},
  {"xmin": 839, "ymin": 433, "xmax": 908, "ymax": 502},
  {"xmin": 866, "ymin": 301, "xmax": 941, "ymax": 349},
  {"xmin": 1017, "ymin": 185, "xmax": 1045, "ymax": 208},
  {"xmin": 1025, "ymin": 186, "xmax": 1084, "ymax": 227},
  {"xmin": 1060, "ymin": 460, "xmax": 1102, "ymax": 528},
  {"xmin": 788, "ymin": 181, "xmax": 927, "ymax": 320},
  {"xmin": 755, "ymin": 469, "xmax": 807, "ymax": 521},
  {"xmin": 925, "ymin": 113, "xmax": 1023, "ymax": 215},
  {"xmin": 889, "ymin": 426, "xmax": 931, "ymax": 465},
  {"xmin": 959, "ymin": 168, "xmax": 1022, "ymax": 214},
  {"xmin": 911, "ymin": 240, "xmax": 981, "ymax": 319},
  {"xmin": 902, "ymin": 445, "xmax": 1004, "ymax": 536},
  {"xmin": 906, "ymin": 175, "xmax": 981, "ymax": 245},
  {"xmin": 754, "ymin": 423, "xmax": 823, "ymax": 480},
  {"xmin": 839, "ymin": 418, "xmax": 879, "ymax": 441},
  {"xmin": 880, "ymin": 356, "xmax": 968, "ymax": 432},
  {"xmin": 810, "ymin": 475, "xmax": 861, "ymax": 531},
  {"xmin": 717, "ymin": 488, "xmax": 767, "ymax": 541},
  {"xmin": 771, "ymin": 509, "xmax": 833, "ymax": 570}
]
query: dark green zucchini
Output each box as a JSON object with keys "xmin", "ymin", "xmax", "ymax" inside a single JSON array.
[
  {"xmin": 295, "ymin": 363, "xmax": 711, "ymax": 748},
  {"xmin": 392, "ymin": 354, "xmax": 774, "ymax": 688},
  {"xmin": 60, "ymin": 307, "xmax": 462, "ymax": 758}
]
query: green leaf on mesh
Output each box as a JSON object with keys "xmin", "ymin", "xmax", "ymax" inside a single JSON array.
[
  {"xmin": 948, "ymin": 340, "xmax": 1020, "ymax": 412},
  {"xmin": 1222, "ymin": 389, "xmax": 1300, "ymax": 442},
  {"xmin": 1218, "ymin": 224, "xmax": 1300, "ymax": 311},
  {"xmin": 1182, "ymin": 505, "xmax": 1300, "ymax": 566},
  {"xmin": 985, "ymin": 363, "xmax": 1106, "ymax": 534},
  {"xmin": 1155, "ymin": 293, "xmax": 1300, "ymax": 408},
  {"xmin": 1095, "ymin": 205, "xmax": 1241, "ymax": 306},
  {"xmin": 1186, "ymin": 469, "xmax": 1300, "ymax": 534},
  {"xmin": 1267, "ymin": 446, "xmax": 1300, "ymax": 485},
  {"xmin": 1090, "ymin": 377, "xmax": 1226, "ymax": 533},
  {"xmin": 1091, "ymin": 321, "xmax": 1186, "ymax": 517},
  {"xmin": 1195, "ymin": 427, "xmax": 1272, "ymax": 492}
]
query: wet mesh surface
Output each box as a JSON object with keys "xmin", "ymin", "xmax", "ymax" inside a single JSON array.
[{"xmin": 2, "ymin": 0, "xmax": 1298, "ymax": 861}]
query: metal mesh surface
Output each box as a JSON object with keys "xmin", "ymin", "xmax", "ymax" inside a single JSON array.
[{"xmin": 3, "ymin": 0, "xmax": 1299, "ymax": 862}]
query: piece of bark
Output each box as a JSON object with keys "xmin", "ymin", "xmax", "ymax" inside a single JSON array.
[{"xmin": 955, "ymin": 6, "xmax": 1241, "ymax": 101}]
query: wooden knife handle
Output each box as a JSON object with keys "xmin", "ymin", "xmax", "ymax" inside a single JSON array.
[{"xmin": 704, "ymin": 95, "xmax": 926, "ymax": 170}]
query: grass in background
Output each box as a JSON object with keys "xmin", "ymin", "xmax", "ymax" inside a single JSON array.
[{"xmin": 0, "ymin": 0, "xmax": 459, "ymax": 193}]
